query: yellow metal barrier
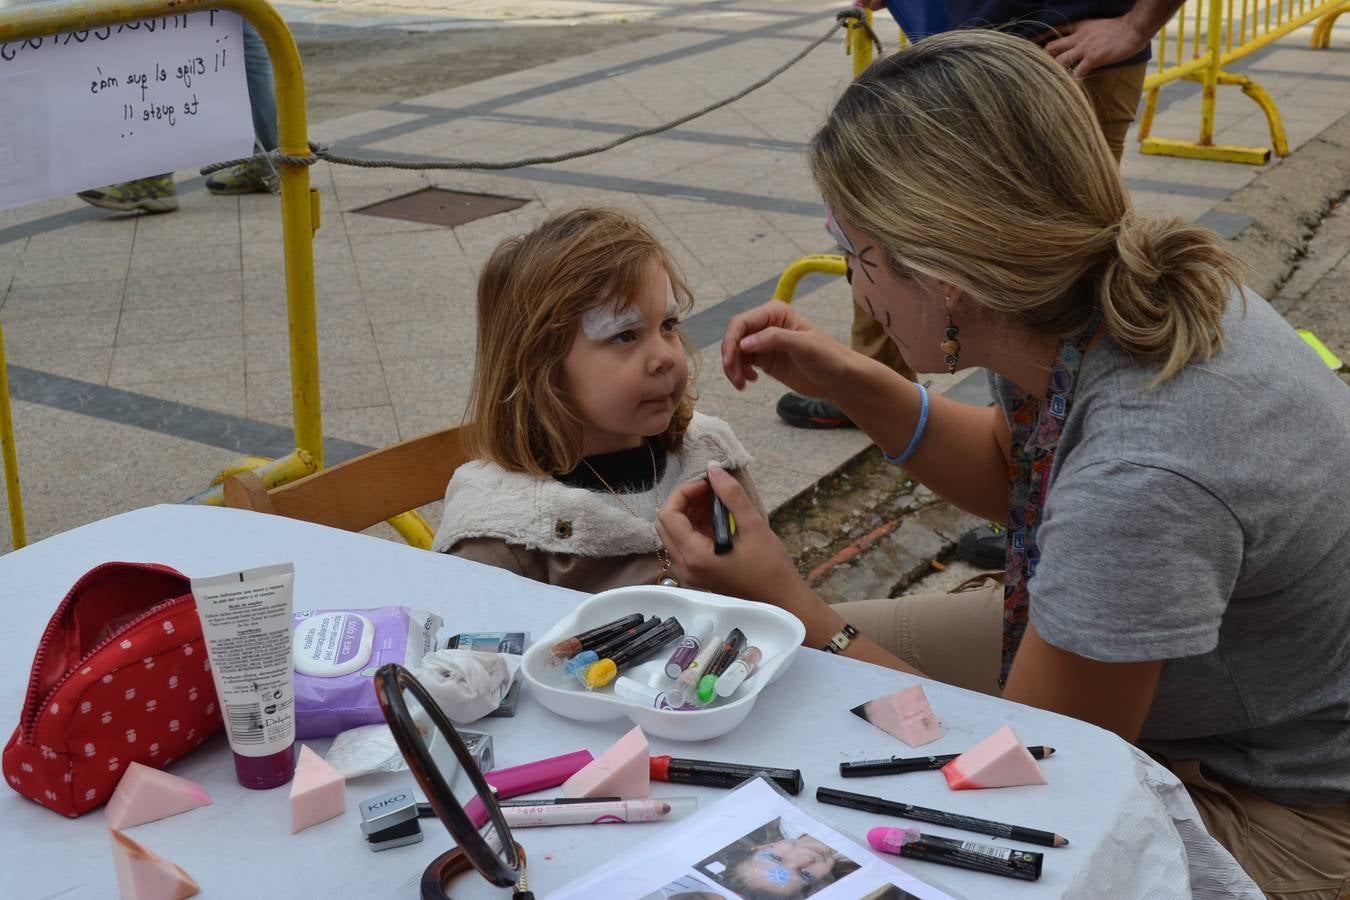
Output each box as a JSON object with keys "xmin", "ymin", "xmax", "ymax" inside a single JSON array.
[
  {"xmin": 0, "ymin": 0, "xmax": 324, "ymax": 550},
  {"xmin": 1139, "ymin": 0, "xmax": 1349, "ymax": 164},
  {"xmin": 0, "ymin": 320, "xmax": 25, "ymax": 549}
]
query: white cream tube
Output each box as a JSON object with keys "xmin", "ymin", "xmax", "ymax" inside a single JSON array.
[{"xmin": 191, "ymin": 563, "xmax": 297, "ymax": 790}]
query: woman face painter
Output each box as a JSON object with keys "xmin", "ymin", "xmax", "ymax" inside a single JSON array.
[{"xmin": 657, "ymin": 30, "xmax": 1350, "ymax": 894}]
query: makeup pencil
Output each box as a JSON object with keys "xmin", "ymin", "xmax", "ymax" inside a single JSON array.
[
  {"xmin": 547, "ymin": 613, "xmax": 645, "ymax": 665},
  {"xmin": 817, "ymin": 786, "xmax": 1068, "ymax": 848},
  {"xmin": 580, "ymin": 617, "xmax": 684, "ymax": 689},
  {"xmin": 564, "ymin": 616, "xmax": 662, "ymax": 676},
  {"xmin": 840, "ymin": 746, "xmax": 1056, "ymax": 777},
  {"xmin": 869, "ymin": 826, "xmax": 1044, "ymax": 881}
]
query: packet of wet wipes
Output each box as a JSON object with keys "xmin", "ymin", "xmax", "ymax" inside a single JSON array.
[{"xmin": 292, "ymin": 606, "xmax": 442, "ymax": 738}]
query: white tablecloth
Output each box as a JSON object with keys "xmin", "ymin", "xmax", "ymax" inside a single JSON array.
[{"xmin": 1, "ymin": 506, "xmax": 1258, "ymax": 898}]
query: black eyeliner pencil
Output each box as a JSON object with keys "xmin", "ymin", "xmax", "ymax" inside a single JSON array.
[
  {"xmin": 817, "ymin": 786, "xmax": 1068, "ymax": 848},
  {"xmin": 840, "ymin": 745, "xmax": 1055, "ymax": 778}
]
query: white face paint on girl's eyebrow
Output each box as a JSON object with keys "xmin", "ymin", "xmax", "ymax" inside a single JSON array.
[
  {"xmin": 665, "ymin": 274, "xmax": 678, "ymax": 317},
  {"xmin": 580, "ymin": 301, "xmax": 644, "ymax": 341}
]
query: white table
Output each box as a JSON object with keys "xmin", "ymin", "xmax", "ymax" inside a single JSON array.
[{"xmin": 2, "ymin": 506, "xmax": 1258, "ymax": 899}]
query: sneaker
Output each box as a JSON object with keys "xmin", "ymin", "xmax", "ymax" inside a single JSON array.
[
  {"xmin": 776, "ymin": 392, "xmax": 856, "ymax": 429},
  {"xmin": 205, "ymin": 161, "xmax": 277, "ymax": 196},
  {"xmin": 76, "ymin": 175, "xmax": 178, "ymax": 214},
  {"xmin": 956, "ymin": 523, "xmax": 1006, "ymax": 570}
]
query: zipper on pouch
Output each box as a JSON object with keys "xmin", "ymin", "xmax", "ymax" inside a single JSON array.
[{"xmin": 21, "ymin": 563, "xmax": 185, "ymax": 745}]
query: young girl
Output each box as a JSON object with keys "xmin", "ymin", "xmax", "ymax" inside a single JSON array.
[{"xmin": 432, "ymin": 207, "xmax": 765, "ymax": 592}]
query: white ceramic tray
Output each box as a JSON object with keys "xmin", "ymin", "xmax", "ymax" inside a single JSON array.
[{"xmin": 521, "ymin": 586, "xmax": 804, "ymax": 741}]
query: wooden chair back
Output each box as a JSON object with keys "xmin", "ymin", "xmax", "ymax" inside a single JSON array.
[{"xmin": 222, "ymin": 426, "xmax": 473, "ymax": 534}]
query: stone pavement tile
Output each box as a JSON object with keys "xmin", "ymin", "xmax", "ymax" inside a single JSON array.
[
  {"xmin": 0, "ymin": 401, "xmax": 241, "ymax": 552},
  {"xmin": 115, "ymin": 302, "xmax": 244, "ymax": 346},
  {"xmin": 115, "ymin": 370, "xmax": 248, "ymax": 417},
  {"xmin": 383, "ymin": 356, "xmax": 477, "ymax": 438},
  {"xmin": 247, "ymin": 361, "xmax": 390, "ymax": 417},
  {"xmin": 1248, "ymin": 44, "xmax": 1350, "ymax": 76},
  {"xmin": 2, "ymin": 347, "xmax": 114, "ymax": 384},
  {"xmin": 131, "ymin": 205, "xmax": 240, "ymax": 246},
  {"xmin": 373, "ymin": 317, "xmax": 474, "ymax": 363},
  {"xmin": 109, "ymin": 335, "xmax": 245, "ymax": 384},
  {"xmin": 246, "ymin": 324, "xmax": 381, "ymax": 374},
  {"xmin": 21, "ymin": 220, "xmax": 136, "ymax": 258},
  {"xmin": 127, "ymin": 241, "xmax": 241, "ymax": 278},
  {"xmin": 311, "ymin": 109, "xmax": 426, "ymax": 144},
  {"xmin": 259, "ymin": 404, "xmax": 402, "ymax": 449},
  {"xmin": 1132, "ymin": 190, "xmax": 1218, "ymax": 221},
  {"xmin": 12, "ymin": 251, "xmax": 130, "ymax": 289},
  {"xmin": 357, "ymin": 259, "xmax": 477, "ymax": 312},
  {"xmin": 2, "ymin": 311, "xmax": 119, "ymax": 354},
  {"xmin": 0, "ymin": 281, "xmax": 125, "ymax": 320},
  {"xmin": 1136, "ymin": 158, "xmax": 1262, "ymax": 193},
  {"xmin": 123, "ymin": 271, "xmax": 243, "ymax": 310}
]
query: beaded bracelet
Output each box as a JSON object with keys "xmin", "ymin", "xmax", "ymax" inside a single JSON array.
[{"xmin": 882, "ymin": 382, "xmax": 930, "ymax": 466}]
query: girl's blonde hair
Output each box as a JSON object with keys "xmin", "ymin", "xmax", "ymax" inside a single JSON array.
[
  {"xmin": 466, "ymin": 207, "xmax": 696, "ymax": 476},
  {"xmin": 810, "ymin": 30, "xmax": 1243, "ymax": 383}
]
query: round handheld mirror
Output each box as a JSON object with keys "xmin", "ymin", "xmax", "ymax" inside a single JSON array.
[{"xmin": 374, "ymin": 664, "xmax": 529, "ymax": 899}]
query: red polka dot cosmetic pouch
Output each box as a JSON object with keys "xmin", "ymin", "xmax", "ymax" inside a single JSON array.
[{"xmin": 3, "ymin": 562, "xmax": 222, "ymax": 817}]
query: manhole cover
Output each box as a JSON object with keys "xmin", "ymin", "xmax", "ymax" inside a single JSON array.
[{"xmin": 354, "ymin": 187, "xmax": 528, "ymax": 227}]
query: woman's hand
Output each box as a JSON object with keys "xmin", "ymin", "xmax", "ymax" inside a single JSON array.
[
  {"xmin": 721, "ymin": 301, "xmax": 856, "ymax": 399},
  {"xmin": 657, "ymin": 464, "xmax": 818, "ymax": 619}
]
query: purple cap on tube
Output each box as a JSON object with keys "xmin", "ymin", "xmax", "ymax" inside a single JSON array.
[
  {"xmin": 233, "ymin": 743, "xmax": 297, "ymax": 790},
  {"xmin": 664, "ymin": 617, "xmax": 714, "ymax": 679}
]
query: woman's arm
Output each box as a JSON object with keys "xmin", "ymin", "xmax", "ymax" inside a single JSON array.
[
  {"xmin": 833, "ymin": 352, "xmax": 1012, "ymax": 523},
  {"xmin": 723, "ymin": 302, "xmax": 1010, "ymax": 521},
  {"xmin": 658, "ymin": 466, "xmax": 923, "ymax": 674},
  {"xmin": 1003, "ymin": 624, "xmax": 1163, "ymax": 742}
]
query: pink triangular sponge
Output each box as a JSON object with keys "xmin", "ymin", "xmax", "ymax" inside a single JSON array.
[
  {"xmin": 289, "ymin": 744, "xmax": 346, "ymax": 833},
  {"xmin": 852, "ymin": 685, "xmax": 943, "ymax": 748},
  {"xmin": 109, "ymin": 828, "xmax": 200, "ymax": 899},
  {"xmin": 106, "ymin": 762, "xmax": 212, "ymax": 829},
  {"xmin": 942, "ymin": 725, "xmax": 1046, "ymax": 789},
  {"xmin": 562, "ymin": 725, "xmax": 650, "ymax": 799}
]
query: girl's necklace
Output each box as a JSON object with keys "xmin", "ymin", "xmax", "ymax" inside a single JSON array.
[{"xmin": 581, "ymin": 442, "xmax": 678, "ymax": 587}]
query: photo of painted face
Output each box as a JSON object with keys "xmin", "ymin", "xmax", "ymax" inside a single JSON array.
[{"xmin": 695, "ymin": 817, "xmax": 860, "ymax": 899}]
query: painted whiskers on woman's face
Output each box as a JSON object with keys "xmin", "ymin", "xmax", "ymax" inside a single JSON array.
[{"xmin": 830, "ymin": 214, "xmax": 949, "ymax": 373}]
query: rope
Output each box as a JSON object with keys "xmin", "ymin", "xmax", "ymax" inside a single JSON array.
[{"xmin": 202, "ymin": 9, "xmax": 883, "ymax": 176}]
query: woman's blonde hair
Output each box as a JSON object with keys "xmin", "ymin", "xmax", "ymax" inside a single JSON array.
[
  {"xmin": 810, "ymin": 30, "xmax": 1243, "ymax": 383},
  {"xmin": 466, "ymin": 207, "xmax": 696, "ymax": 476}
]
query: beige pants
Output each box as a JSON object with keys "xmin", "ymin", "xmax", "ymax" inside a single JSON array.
[{"xmin": 834, "ymin": 582, "xmax": 1350, "ymax": 894}]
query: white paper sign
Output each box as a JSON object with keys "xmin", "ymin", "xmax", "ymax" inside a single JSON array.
[{"xmin": 0, "ymin": 10, "xmax": 253, "ymax": 211}]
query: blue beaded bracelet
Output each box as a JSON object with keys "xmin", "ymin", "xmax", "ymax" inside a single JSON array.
[{"xmin": 882, "ymin": 382, "xmax": 929, "ymax": 466}]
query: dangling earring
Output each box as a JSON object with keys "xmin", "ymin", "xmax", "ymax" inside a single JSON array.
[{"xmin": 941, "ymin": 315, "xmax": 961, "ymax": 374}]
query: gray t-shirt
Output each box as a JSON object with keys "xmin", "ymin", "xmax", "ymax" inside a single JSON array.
[{"xmin": 993, "ymin": 289, "xmax": 1350, "ymax": 807}]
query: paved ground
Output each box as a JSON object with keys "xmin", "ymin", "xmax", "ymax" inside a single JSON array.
[{"xmin": 1, "ymin": 0, "xmax": 1348, "ymax": 555}]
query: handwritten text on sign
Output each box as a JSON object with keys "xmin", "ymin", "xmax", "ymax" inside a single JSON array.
[{"xmin": 0, "ymin": 11, "xmax": 253, "ymax": 211}]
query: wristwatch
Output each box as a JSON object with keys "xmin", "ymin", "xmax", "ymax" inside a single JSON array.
[{"xmin": 821, "ymin": 622, "xmax": 859, "ymax": 654}]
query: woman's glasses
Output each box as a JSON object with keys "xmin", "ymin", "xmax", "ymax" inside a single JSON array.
[
  {"xmin": 374, "ymin": 664, "xmax": 531, "ymax": 900},
  {"xmin": 824, "ymin": 211, "xmax": 856, "ymax": 256}
]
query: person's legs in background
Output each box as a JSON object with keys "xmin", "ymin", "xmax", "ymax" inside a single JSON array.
[
  {"xmin": 207, "ymin": 22, "xmax": 280, "ymax": 195},
  {"xmin": 76, "ymin": 175, "xmax": 179, "ymax": 214},
  {"xmin": 1076, "ymin": 62, "xmax": 1148, "ymax": 162}
]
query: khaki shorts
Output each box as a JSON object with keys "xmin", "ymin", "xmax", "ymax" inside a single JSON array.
[{"xmin": 835, "ymin": 581, "xmax": 1350, "ymax": 894}]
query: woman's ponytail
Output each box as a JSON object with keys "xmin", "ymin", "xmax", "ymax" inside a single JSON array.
[{"xmin": 1098, "ymin": 216, "xmax": 1245, "ymax": 385}]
